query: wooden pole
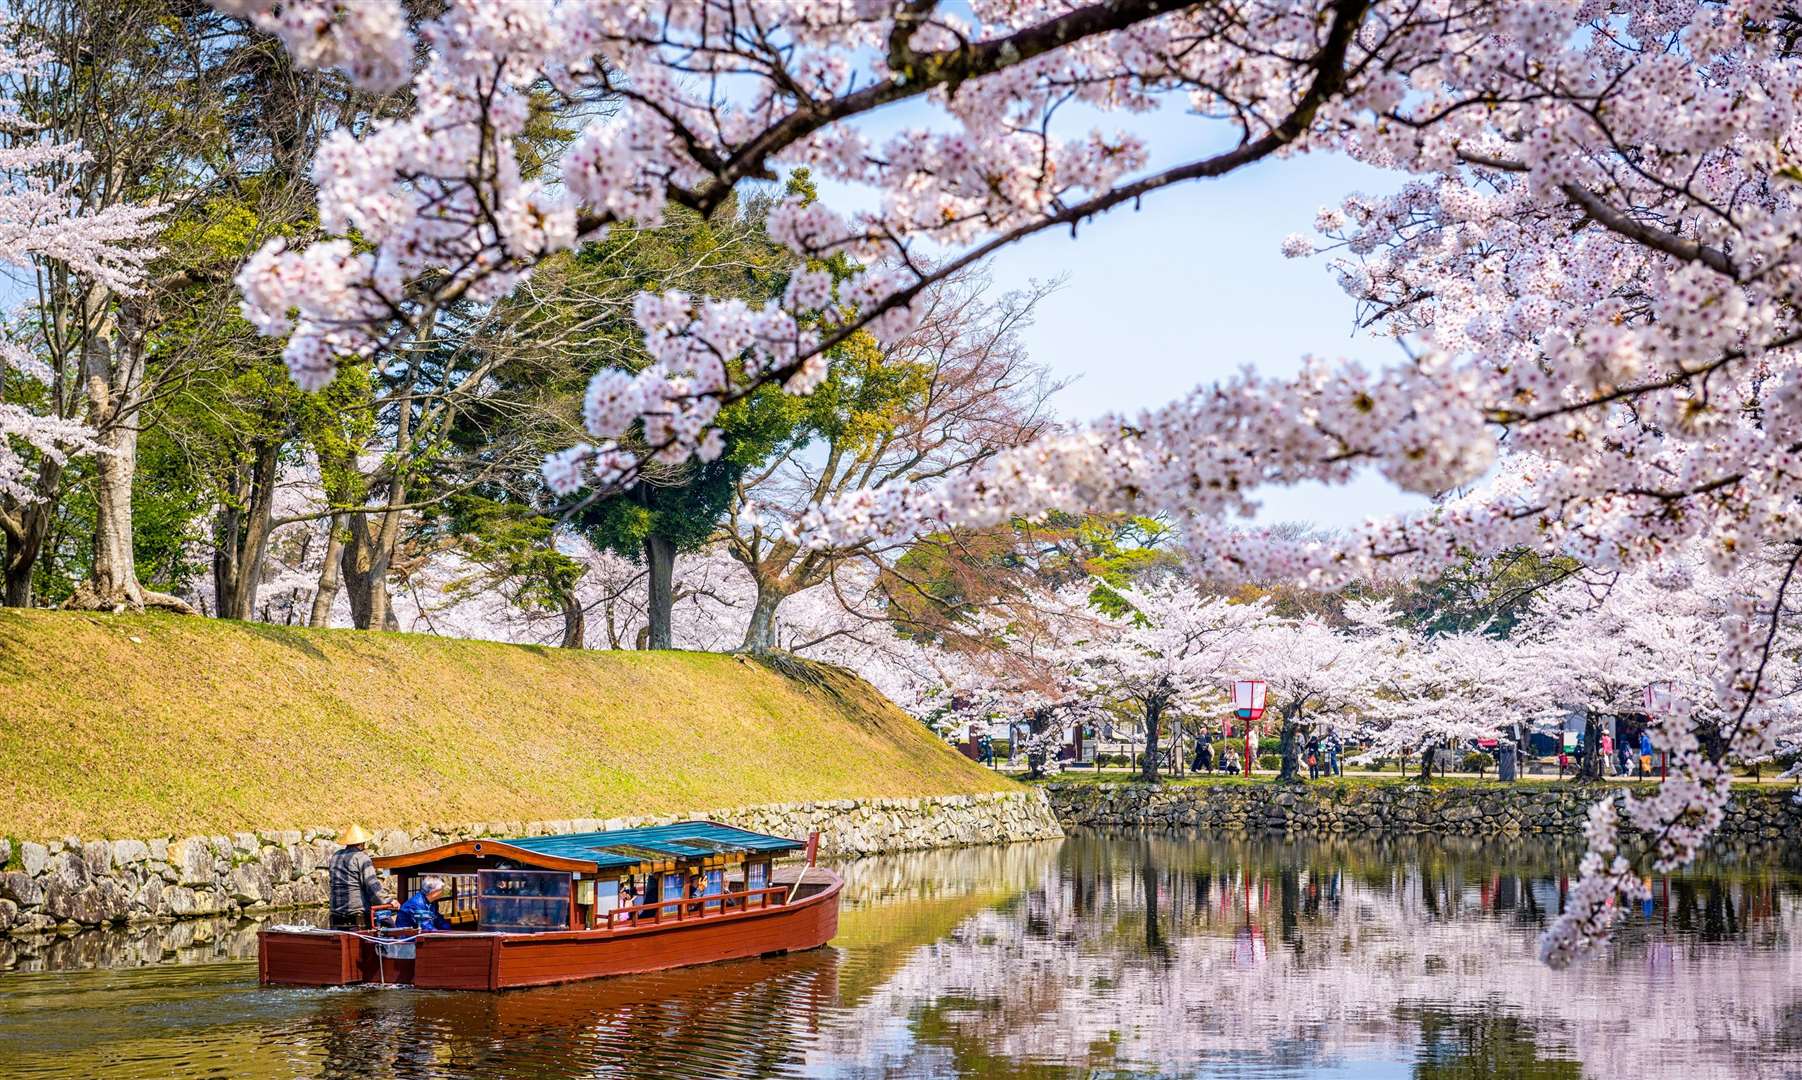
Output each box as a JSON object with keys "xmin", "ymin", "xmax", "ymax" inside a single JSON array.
[{"xmin": 786, "ymin": 831, "xmax": 821, "ymax": 904}]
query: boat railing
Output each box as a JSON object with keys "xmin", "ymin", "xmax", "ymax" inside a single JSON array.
[{"xmin": 601, "ymin": 884, "xmax": 791, "ymax": 930}]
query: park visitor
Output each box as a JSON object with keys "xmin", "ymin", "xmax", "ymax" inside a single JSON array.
[
  {"xmin": 395, "ymin": 876, "xmax": 452, "ymax": 931},
  {"xmin": 327, "ymin": 824, "xmax": 383, "ymax": 930}
]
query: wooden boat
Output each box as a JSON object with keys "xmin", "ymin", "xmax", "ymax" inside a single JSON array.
[{"xmin": 258, "ymin": 821, "xmax": 842, "ymax": 990}]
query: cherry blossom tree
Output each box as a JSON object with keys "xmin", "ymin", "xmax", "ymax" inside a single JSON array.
[
  {"xmin": 1235, "ymin": 612, "xmax": 1380, "ymax": 782},
  {"xmin": 0, "ymin": 15, "xmax": 160, "ymax": 604},
  {"xmin": 925, "ymin": 585, "xmax": 1107, "ymax": 780},
  {"xmin": 1523, "ymin": 551, "xmax": 1802, "ymax": 783},
  {"xmin": 1355, "ymin": 617, "xmax": 1551, "ymax": 780},
  {"xmin": 722, "ymin": 267, "xmax": 1057, "ymax": 652},
  {"xmin": 1072, "ymin": 581, "xmax": 1273, "ymax": 782},
  {"xmin": 1525, "ymin": 579, "xmax": 1678, "ymax": 783},
  {"xmin": 219, "ymin": 0, "xmax": 1802, "ymax": 965},
  {"xmin": 1507, "ymin": 548, "xmax": 1802, "ymax": 966}
]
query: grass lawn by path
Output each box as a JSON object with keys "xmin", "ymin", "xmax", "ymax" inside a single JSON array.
[{"xmin": 0, "ymin": 610, "xmax": 1011, "ymax": 840}]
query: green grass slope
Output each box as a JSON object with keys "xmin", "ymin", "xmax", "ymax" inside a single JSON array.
[{"xmin": 0, "ymin": 610, "xmax": 1011, "ymax": 839}]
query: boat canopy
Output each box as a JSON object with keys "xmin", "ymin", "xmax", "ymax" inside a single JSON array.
[{"xmin": 374, "ymin": 821, "xmax": 805, "ymax": 877}]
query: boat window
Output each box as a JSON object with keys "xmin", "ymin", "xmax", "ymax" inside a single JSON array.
[
  {"xmin": 444, "ymin": 873, "xmax": 480, "ymax": 926},
  {"xmin": 747, "ymin": 861, "xmax": 767, "ymax": 893},
  {"xmin": 704, "ymin": 869, "xmax": 724, "ymax": 911},
  {"xmin": 478, "ymin": 869, "xmax": 573, "ymax": 933},
  {"xmin": 660, "ymin": 872, "xmax": 683, "ymax": 918},
  {"xmin": 593, "ymin": 878, "xmax": 621, "ymax": 915}
]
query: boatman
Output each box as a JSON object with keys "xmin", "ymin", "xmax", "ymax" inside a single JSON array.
[
  {"xmin": 328, "ymin": 824, "xmax": 383, "ymax": 930},
  {"xmin": 395, "ymin": 876, "xmax": 452, "ymax": 931}
]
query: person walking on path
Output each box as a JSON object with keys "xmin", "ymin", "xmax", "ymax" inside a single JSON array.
[
  {"xmin": 1326, "ymin": 733, "xmax": 1343, "ymax": 777},
  {"xmin": 1193, "ymin": 739, "xmax": 1213, "ymax": 773},
  {"xmin": 328, "ymin": 825, "xmax": 383, "ymax": 930}
]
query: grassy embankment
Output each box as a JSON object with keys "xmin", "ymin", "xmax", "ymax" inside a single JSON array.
[{"xmin": 0, "ymin": 610, "xmax": 1012, "ymax": 840}]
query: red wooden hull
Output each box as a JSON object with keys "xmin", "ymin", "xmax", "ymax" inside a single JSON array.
[{"xmin": 259, "ymin": 870, "xmax": 842, "ymax": 990}]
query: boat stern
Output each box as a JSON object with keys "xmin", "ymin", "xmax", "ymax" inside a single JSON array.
[{"xmin": 258, "ymin": 928, "xmax": 418, "ymax": 986}]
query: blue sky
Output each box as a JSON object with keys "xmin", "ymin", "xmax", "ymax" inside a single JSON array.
[
  {"xmin": 814, "ymin": 97, "xmax": 1433, "ymax": 532},
  {"xmin": 979, "ymin": 150, "xmax": 1431, "ymax": 530}
]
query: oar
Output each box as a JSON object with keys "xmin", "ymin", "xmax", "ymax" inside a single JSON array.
[{"xmin": 785, "ymin": 831, "xmax": 821, "ymax": 904}]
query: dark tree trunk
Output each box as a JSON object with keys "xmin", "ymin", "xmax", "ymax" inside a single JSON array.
[
  {"xmin": 1419, "ymin": 741, "xmax": 1438, "ymax": 782},
  {"xmin": 1139, "ymin": 697, "xmax": 1164, "ymax": 783},
  {"xmin": 558, "ymin": 591, "xmax": 585, "ymax": 649},
  {"xmin": 1575, "ymin": 712, "xmax": 1606, "ymax": 782},
  {"xmin": 2, "ymin": 537, "xmax": 33, "ymax": 607},
  {"xmin": 1279, "ymin": 866, "xmax": 1301, "ymax": 945},
  {"xmin": 1141, "ymin": 845, "xmax": 1167, "ymax": 959},
  {"xmin": 2, "ymin": 481, "xmax": 58, "ymax": 608},
  {"xmin": 1277, "ymin": 706, "xmax": 1303, "ymax": 783},
  {"xmin": 212, "ymin": 439, "xmax": 281, "ymax": 621},
  {"xmin": 1025, "ymin": 707, "xmax": 1050, "ymax": 780},
  {"xmin": 643, "ymin": 532, "xmax": 675, "ymax": 649}
]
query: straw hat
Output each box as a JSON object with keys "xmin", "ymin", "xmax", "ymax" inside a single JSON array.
[{"xmin": 336, "ymin": 824, "xmax": 372, "ymax": 847}]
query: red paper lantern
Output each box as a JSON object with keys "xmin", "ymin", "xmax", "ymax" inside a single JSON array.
[
  {"xmin": 1232, "ymin": 679, "xmax": 1266, "ymax": 775},
  {"xmin": 1233, "ymin": 679, "xmax": 1267, "ymax": 721}
]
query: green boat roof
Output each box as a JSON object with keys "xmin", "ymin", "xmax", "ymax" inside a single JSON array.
[{"xmin": 500, "ymin": 821, "xmax": 804, "ymax": 871}]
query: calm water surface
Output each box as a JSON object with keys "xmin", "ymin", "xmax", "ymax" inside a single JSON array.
[{"xmin": 2, "ymin": 832, "xmax": 1800, "ymax": 1079}]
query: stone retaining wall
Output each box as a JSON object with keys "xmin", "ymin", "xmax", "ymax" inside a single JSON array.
[
  {"xmin": 0, "ymin": 790, "xmax": 1062, "ymax": 937},
  {"xmin": 1045, "ymin": 780, "xmax": 1802, "ymax": 843}
]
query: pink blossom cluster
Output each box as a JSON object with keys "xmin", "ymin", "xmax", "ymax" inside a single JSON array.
[
  {"xmin": 0, "ymin": 403, "xmax": 100, "ymax": 504},
  {"xmin": 213, "ymin": 0, "xmax": 1404, "ymax": 486},
  {"xmin": 1519, "ymin": 550, "xmax": 1802, "ymax": 964},
  {"xmin": 212, "ymin": 2, "xmax": 411, "ymax": 92},
  {"xmin": 0, "ymin": 18, "xmax": 160, "ymax": 500}
]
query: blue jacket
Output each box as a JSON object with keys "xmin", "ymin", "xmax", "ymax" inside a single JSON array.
[{"xmin": 394, "ymin": 889, "xmax": 450, "ymax": 931}]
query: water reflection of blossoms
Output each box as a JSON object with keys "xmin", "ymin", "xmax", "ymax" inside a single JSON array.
[{"xmin": 806, "ymin": 834, "xmax": 1802, "ymax": 1080}]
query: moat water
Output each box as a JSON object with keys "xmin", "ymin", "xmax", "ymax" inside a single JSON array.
[{"xmin": 2, "ymin": 832, "xmax": 1799, "ymax": 1078}]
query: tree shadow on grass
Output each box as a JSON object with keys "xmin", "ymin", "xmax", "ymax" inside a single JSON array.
[{"xmin": 236, "ymin": 621, "xmax": 329, "ymax": 660}]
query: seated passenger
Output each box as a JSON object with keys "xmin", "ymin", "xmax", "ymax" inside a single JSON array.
[{"xmin": 394, "ymin": 876, "xmax": 452, "ymax": 931}]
